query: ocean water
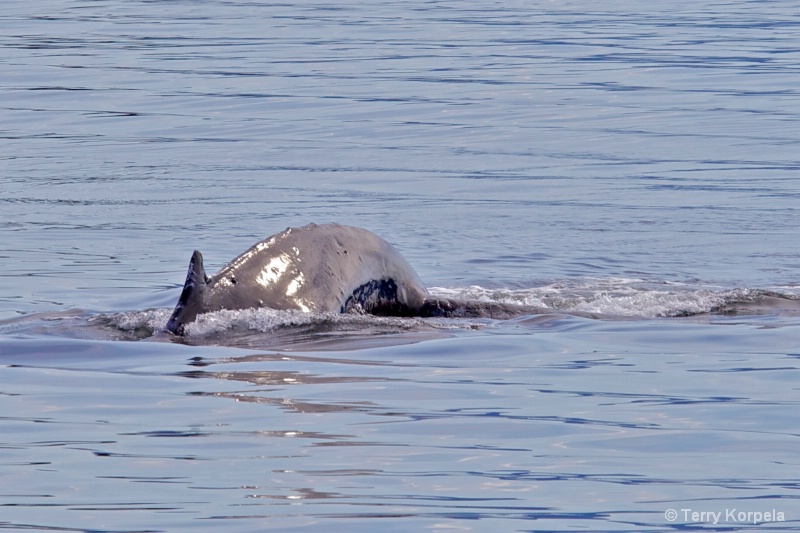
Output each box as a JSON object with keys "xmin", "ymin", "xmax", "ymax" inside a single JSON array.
[{"xmin": 2, "ymin": 1, "xmax": 800, "ymax": 531}]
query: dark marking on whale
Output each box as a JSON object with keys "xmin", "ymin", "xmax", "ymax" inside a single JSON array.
[{"xmin": 166, "ymin": 222, "xmax": 543, "ymax": 335}]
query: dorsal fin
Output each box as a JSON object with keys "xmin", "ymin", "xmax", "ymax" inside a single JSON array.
[{"xmin": 166, "ymin": 250, "xmax": 208, "ymax": 335}]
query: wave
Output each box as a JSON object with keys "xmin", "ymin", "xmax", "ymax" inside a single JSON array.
[
  {"xmin": 106, "ymin": 280, "xmax": 800, "ymax": 338},
  {"xmin": 3, "ymin": 280, "xmax": 798, "ymax": 349},
  {"xmin": 428, "ymin": 280, "xmax": 800, "ymax": 318}
]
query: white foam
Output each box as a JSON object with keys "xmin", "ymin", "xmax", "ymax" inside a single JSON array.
[
  {"xmin": 184, "ymin": 308, "xmax": 318, "ymax": 336},
  {"xmin": 427, "ymin": 282, "xmax": 783, "ymax": 318},
  {"xmin": 182, "ymin": 307, "xmax": 452, "ymax": 337},
  {"xmin": 103, "ymin": 281, "xmax": 799, "ymax": 340},
  {"xmin": 106, "ymin": 308, "xmax": 172, "ymax": 333}
]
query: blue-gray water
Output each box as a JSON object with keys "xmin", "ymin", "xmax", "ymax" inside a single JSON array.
[{"xmin": 2, "ymin": 1, "xmax": 800, "ymax": 531}]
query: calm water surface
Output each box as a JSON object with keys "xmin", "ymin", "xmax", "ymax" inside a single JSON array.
[{"xmin": 2, "ymin": 1, "xmax": 800, "ymax": 531}]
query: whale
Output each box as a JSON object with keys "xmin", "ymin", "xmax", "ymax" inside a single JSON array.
[{"xmin": 166, "ymin": 222, "xmax": 539, "ymax": 335}]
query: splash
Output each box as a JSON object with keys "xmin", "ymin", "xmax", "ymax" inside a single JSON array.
[
  {"xmin": 428, "ymin": 280, "xmax": 800, "ymax": 318},
  {"xmin": 3, "ymin": 279, "xmax": 797, "ymax": 351},
  {"xmin": 92, "ymin": 279, "xmax": 800, "ymax": 346},
  {"xmin": 105, "ymin": 306, "xmax": 454, "ymax": 341}
]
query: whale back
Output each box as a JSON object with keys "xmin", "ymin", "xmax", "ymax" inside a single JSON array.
[{"xmin": 166, "ymin": 223, "xmax": 429, "ymax": 334}]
